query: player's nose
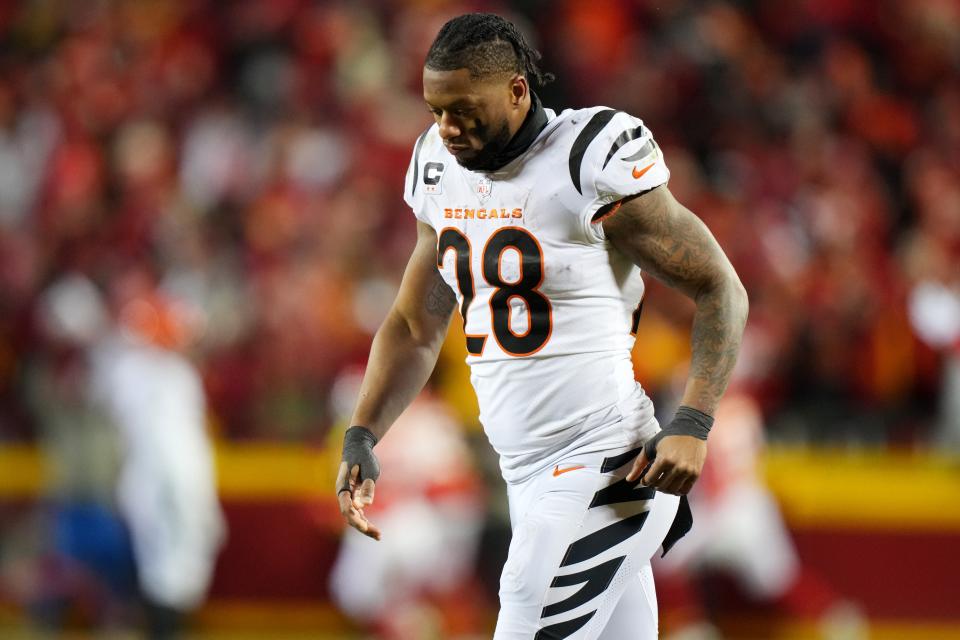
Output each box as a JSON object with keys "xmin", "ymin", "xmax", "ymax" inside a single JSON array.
[{"xmin": 437, "ymin": 113, "xmax": 462, "ymax": 141}]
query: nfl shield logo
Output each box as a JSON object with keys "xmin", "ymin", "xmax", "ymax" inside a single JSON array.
[{"xmin": 476, "ymin": 177, "xmax": 493, "ymax": 203}]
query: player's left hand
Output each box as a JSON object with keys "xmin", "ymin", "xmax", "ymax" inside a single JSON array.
[
  {"xmin": 336, "ymin": 461, "xmax": 382, "ymax": 541},
  {"xmin": 626, "ymin": 435, "xmax": 706, "ymax": 495},
  {"xmin": 336, "ymin": 425, "xmax": 382, "ymax": 540}
]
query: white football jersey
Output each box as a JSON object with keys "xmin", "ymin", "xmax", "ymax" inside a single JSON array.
[{"xmin": 404, "ymin": 106, "xmax": 671, "ymax": 483}]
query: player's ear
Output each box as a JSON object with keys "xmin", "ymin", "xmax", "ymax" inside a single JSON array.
[{"xmin": 510, "ymin": 75, "xmax": 528, "ymax": 106}]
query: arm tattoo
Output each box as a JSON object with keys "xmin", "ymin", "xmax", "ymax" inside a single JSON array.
[
  {"xmin": 686, "ymin": 283, "xmax": 746, "ymax": 412},
  {"xmin": 425, "ymin": 269, "xmax": 457, "ymax": 317},
  {"xmin": 604, "ymin": 187, "xmax": 748, "ymax": 414}
]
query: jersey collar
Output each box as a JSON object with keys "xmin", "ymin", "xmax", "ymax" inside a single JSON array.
[{"xmin": 476, "ymin": 91, "xmax": 549, "ymax": 172}]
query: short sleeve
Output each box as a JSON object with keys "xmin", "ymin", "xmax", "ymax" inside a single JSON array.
[
  {"xmin": 403, "ymin": 126, "xmax": 434, "ymax": 224},
  {"xmin": 576, "ymin": 111, "xmax": 670, "ymax": 241}
]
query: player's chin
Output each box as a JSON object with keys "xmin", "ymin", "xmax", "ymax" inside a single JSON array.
[{"xmin": 454, "ymin": 150, "xmax": 487, "ymax": 170}]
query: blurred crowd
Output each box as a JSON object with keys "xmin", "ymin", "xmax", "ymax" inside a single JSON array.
[{"xmin": 0, "ymin": 0, "xmax": 957, "ymax": 446}]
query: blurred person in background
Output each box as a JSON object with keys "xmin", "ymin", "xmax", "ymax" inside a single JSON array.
[
  {"xmin": 329, "ymin": 371, "xmax": 486, "ymax": 640},
  {"xmin": 89, "ymin": 271, "xmax": 225, "ymax": 640},
  {"xmin": 902, "ymin": 193, "xmax": 960, "ymax": 449},
  {"xmin": 653, "ymin": 391, "xmax": 867, "ymax": 640},
  {"xmin": 336, "ymin": 13, "xmax": 748, "ymax": 639},
  {"xmin": 29, "ymin": 272, "xmax": 224, "ymax": 639},
  {"xmin": 17, "ymin": 274, "xmax": 132, "ymax": 634}
]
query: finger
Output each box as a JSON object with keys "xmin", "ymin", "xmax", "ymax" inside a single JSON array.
[
  {"xmin": 645, "ymin": 469, "xmax": 667, "ymax": 490},
  {"xmin": 336, "ymin": 463, "xmax": 354, "ymax": 517},
  {"xmin": 335, "ymin": 461, "xmax": 351, "ymax": 495},
  {"xmin": 344, "ymin": 506, "xmax": 368, "ymax": 532},
  {"xmin": 678, "ymin": 476, "xmax": 698, "ymax": 495},
  {"xmin": 658, "ymin": 468, "xmax": 688, "ymax": 495},
  {"xmin": 346, "ymin": 506, "xmax": 382, "ymax": 541},
  {"xmin": 666, "ymin": 465, "xmax": 701, "ymax": 495},
  {"xmin": 361, "ymin": 519, "xmax": 382, "ymax": 541},
  {"xmin": 354, "ymin": 478, "xmax": 376, "ymax": 508},
  {"xmin": 640, "ymin": 459, "xmax": 668, "ymax": 487},
  {"xmin": 626, "ymin": 449, "xmax": 649, "ymax": 482},
  {"xmin": 338, "ymin": 489, "xmax": 355, "ymax": 517}
]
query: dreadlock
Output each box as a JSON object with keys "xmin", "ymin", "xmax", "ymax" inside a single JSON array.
[{"xmin": 425, "ymin": 13, "xmax": 555, "ymax": 87}]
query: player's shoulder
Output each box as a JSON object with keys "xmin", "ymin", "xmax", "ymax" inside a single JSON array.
[
  {"xmin": 551, "ymin": 105, "xmax": 644, "ymax": 140},
  {"xmin": 408, "ymin": 122, "xmax": 447, "ymax": 170},
  {"xmin": 550, "ymin": 106, "xmax": 657, "ymax": 196},
  {"xmin": 404, "ymin": 123, "xmax": 446, "ymax": 207}
]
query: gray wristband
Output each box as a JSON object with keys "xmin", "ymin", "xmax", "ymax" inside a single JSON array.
[
  {"xmin": 643, "ymin": 406, "xmax": 714, "ymax": 460},
  {"xmin": 340, "ymin": 426, "xmax": 380, "ymax": 491},
  {"xmin": 667, "ymin": 406, "xmax": 713, "ymax": 440}
]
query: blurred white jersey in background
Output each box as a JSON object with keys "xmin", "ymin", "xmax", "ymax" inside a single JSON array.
[{"xmin": 89, "ymin": 333, "xmax": 225, "ymax": 611}]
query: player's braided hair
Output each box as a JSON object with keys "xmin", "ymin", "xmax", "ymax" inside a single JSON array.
[{"xmin": 425, "ymin": 13, "xmax": 555, "ymax": 87}]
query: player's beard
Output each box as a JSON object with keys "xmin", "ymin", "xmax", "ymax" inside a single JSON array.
[{"xmin": 455, "ymin": 119, "xmax": 513, "ymax": 171}]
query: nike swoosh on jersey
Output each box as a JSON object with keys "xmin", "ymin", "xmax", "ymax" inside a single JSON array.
[
  {"xmin": 632, "ymin": 163, "xmax": 655, "ymax": 179},
  {"xmin": 553, "ymin": 464, "xmax": 586, "ymax": 477}
]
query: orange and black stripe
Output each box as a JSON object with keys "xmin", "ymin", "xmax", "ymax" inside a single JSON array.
[{"xmin": 589, "ymin": 187, "xmax": 660, "ymax": 223}]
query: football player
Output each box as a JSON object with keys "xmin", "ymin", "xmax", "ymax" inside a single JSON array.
[{"xmin": 336, "ymin": 13, "xmax": 748, "ymax": 639}]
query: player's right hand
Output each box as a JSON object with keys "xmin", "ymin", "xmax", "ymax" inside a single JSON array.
[
  {"xmin": 628, "ymin": 433, "xmax": 706, "ymax": 496},
  {"xmin": 336, "ymin": 426, "xmax": 382, "ymax": 541},
  {"xmin": 626, "ymin": 406, "xmax": 713, "ymax": 495}
]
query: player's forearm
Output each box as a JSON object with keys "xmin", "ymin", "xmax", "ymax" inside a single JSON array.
[
  {"xmin": 349, "ymin": 309, "xmax": 448, "ymax": 440},
  {"xmin": 680, "ymin": 276, "xmax": 748, "ymax": 415},
  {"xmin": 601, "ymin": 187, "xmax": 749, "ymax": 416}
]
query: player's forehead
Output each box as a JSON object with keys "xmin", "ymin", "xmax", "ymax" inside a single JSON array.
[{"xmin": 422, "ymin": 66, "xmax": 504, "ymax": 108}]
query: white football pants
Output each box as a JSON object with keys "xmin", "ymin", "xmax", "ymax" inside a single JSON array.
[{"xmin": 495, "ymin": 445, "xmax": 681, "ymax": 639}]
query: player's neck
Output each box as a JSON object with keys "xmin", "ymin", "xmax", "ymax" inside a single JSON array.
[{"xmin": 479, "ymin": 91, "xmax": 548, "ymax": 172}]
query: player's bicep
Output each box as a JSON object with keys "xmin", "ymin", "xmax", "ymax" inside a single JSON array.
[
  {"xmin": 391, "ymin": 221, "xmax": 456, "ymax": 343},
  {"xmin": 601, "ymin": 186, "xmax": 737, "ymax": 300}
]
